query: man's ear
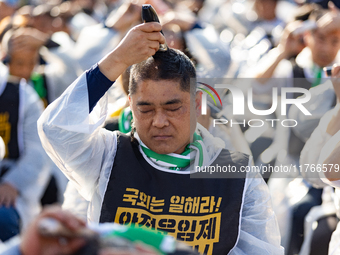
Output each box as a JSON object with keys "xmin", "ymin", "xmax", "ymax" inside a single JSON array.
[{"xmin": 195, "ymin": 91, "xmax": 202, "ymax": 117}]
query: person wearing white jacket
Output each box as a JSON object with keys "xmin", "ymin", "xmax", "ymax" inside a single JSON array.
[
  {"xmin": 38, "ymin": 22, "xmax": 283, "ymax": 255},
  {"xmin": 0, "ymin": 62, "xmax": 49, "ymax": 241},
  {"xmin": 299, "ymin": 64, "xmax": 340, "ymax": 254}
]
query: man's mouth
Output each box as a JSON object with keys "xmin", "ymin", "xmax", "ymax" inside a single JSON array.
[{"xmin": 153, "ymin": 135, "xmax": 172, "ymax": 140}]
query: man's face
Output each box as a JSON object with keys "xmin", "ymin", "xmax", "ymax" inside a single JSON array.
[
  {"xmin": 305, "ymin": 29, "xmax": 340, "ymax": 67},
  {"xmin": 254, "ymin": 0, "xmax": 277, "ymax": 21},
  {"xmin": 129, "ymin": 79, "xmax": 201, "ymax": 155},
  {"xmin": 8, "ymin": 48, "xmax": 38, "ymax": 80}
]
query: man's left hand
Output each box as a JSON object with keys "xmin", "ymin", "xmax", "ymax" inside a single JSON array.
[
  {"xmin": 0, "ymin": 182, "xmax": 19, "ymax": 207},
  {"xmin": 106, "ymin": 2, "xmax": 142, "ymax": 33},
  {"xmin": 20, "ymin": 206, "xmax": 87, "ymax": 255}
]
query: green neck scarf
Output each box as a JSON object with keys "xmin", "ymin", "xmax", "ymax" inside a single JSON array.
[
  {"xmin": 31, "ymin": 72, "xmax": 46, "ymax": 99},
  {"xmin": 140, "ymin": 132, "xmax": 204, "ymax": 171},
  {"xmin": 312, "ymin": 66, "xmax": 323, "ymax": 87},
  {"xmin": 119, "ymin": 107, "xmax": 133, "ymax": 133}
]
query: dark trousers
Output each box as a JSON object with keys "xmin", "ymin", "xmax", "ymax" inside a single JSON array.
[
  {"xmin": 0, "ymin": 206, "xmax": 20, "ymax": 241},
  {"xmin": 287, "ymin": 187, "xmax": 323, "ymax": 255}
]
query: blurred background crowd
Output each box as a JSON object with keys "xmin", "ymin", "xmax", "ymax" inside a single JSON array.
[{"xmin": 1, "ymin": 0, "xmax": 340, "ymax": 254}]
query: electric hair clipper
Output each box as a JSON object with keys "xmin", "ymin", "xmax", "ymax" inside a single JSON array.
[{"xmin": 142, "ymin": 4, "xmax": 168, "ymax": 52}]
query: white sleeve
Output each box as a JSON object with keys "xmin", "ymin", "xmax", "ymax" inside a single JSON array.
[
  {"xmin": 289, "ymin": 81, "xmax": 335, "ymax": 142},
  {"xmin": 0, "ymin": 136, "xmax": 5, "ymax": 160},
  {"xmin": 299, "ymin": 106, "xmax": 336, "ymax": 188},
  {"xmin": 62, "ymin": 181, "xmax": 89, "ymax": 220},
  {"xmin": 230, "ymin": 161, "xmax": 284, "ymax": 255},
  {"xmin": 37, "ymin": 72, "xmax": 117, "ymax": 200},
  {"xmin": 0, "ymin": 236, "xmax": 21, "ymax": 255},
  {"xmin": 317, "ymin": 130, "xmax": 340, "ymax": 188},
  {"xmin": 240, "ymin": 48, "xmax": 293, "ymax": 94}
]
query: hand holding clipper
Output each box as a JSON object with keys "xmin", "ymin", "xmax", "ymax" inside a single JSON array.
[{"xmin": 142, "ymin": 4, "xmax": 168, "ymax": 52}]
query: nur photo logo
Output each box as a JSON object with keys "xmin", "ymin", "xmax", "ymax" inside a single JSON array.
[
  {"xmin": 197, "ymin": 82, "xmax": 223, "ymax": 115},
  {"xmin": 196, "ymin": 78, "xmax": 313, "ymax": 128}
]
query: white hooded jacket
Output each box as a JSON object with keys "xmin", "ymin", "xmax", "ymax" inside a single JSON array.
[
  {"xmin": 38, "ymin": 69, "xmax": 283, "ymax": 255},
  {"xmin": 0, "ymin": 63, "xmax": 49, "ymax": 229}
]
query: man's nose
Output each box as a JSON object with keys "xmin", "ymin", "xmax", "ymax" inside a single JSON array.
[
  {"xmin": 152, "ymin": 110, "xmax": 169, "ymax": 128},
  {"xmin": 319, "ymin": 43, "xmax": 327, "ymax": 52}
]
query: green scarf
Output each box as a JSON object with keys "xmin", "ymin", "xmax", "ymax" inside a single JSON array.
[
  {"xmin": 312, "ymin": 66, "xmax": 323, "ymax": 87},
  {"xmin": 140, "ymin": 132, "xmax": 204, "ymax": 171},
  {"xmin": 31, "ymin": 72, "xmax": 46, "ymax": 99},
  {"xmin": 103, "ymin": 224, "xmax": 175, "ymax": 254},
  {"xmin": 119, "ymin": 107, "xmax": 133, "ymax": 133}
]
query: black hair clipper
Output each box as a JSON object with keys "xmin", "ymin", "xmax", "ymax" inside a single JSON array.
[
  {"xmin": 142, "ymin": 4, "xmax": 168, "ymax": 52},
  {"xmin": 323, "ymin": 66, "xmax": 333, "ymax": 77}
]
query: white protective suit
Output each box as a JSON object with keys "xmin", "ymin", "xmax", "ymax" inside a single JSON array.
[
  {"xmin": 38, "ymin": 69, "xmax": 284, "ymax": 255},
  {"xmin": 300, "ymin": 103, "xmax": 340, "ymax": 255},
  {"xmin": 0, "ymin": 63, "xmax": 49, "ymax": 228},
  {"xmin": 0, "ymin": 137, "xmax": 5, "ymax": 160}
]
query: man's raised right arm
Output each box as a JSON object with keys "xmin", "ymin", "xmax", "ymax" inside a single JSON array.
[
  {"xmin": 37, "ymin": 23, "xmax": 165, "ymax": 200},
  {"xmin": 98, "ymin": 22, "xmax": 165, "ymax": 82}
]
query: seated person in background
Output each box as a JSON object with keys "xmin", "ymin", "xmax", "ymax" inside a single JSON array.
[
  {"xmin": 289, "ymin": 2, "xmax": 340, "ymax": 141},
  {"xmin": 1, "ymin": 26, "xmax": 74, "ymax": 205},
  {"xmin": 0, "ymin": 60, "xmax": 49, "ymax": 241},
  {"xmin": 297, "ymin": 64, "xmax": 340, "ymax": 255},
  {"xmin": 251, "ymin": 4, "xmax": 340, "ymax": 93},
  {"xmin": 1, "ymin": 27, "xmax": 50, "ymax": 107},
  {"xmin": 0, "ymin": 14, "xmax": 81, "ymax": 105},
  {"xmin": 247, "ymin": 7, "xmax": 340, "ymax": 253}
]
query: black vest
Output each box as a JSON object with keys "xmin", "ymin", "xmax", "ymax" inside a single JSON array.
[
  {"xmin": 0, "ymin": 82, "xmax": 21, "ymax": 160},
  {"xmin": 100, "ymin": 133, "xmax": 249, "ymax": 255}
]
